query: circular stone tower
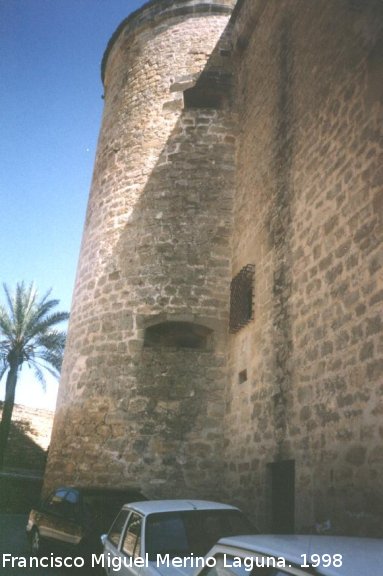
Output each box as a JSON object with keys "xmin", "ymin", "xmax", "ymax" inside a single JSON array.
[{"xmin": 45, "ymin": 0, "xmax": 237, "ymax": 497}]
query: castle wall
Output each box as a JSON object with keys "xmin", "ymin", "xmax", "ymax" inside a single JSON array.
[
  {"xmin": 226, "ymin": 0, "xmax": 383, "ymax": 535},
  {"xmin": 44, "ymin": 0, "xmax": 383, "ymax": 537},
  {"xmin": 44, "ymin": 0, "xmax": 236, "ymax": 497}
]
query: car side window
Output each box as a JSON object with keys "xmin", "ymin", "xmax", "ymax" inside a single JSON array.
[
  {"xmin": 62, "ymin": 490, "xmax": 80, "ymax": 519},
  {"xmin": 122, "ymin": 513, "xmax": 142, "ymax": 558},
  {"xmin": 50, "ymin": 489, "xmax": 68, "ymax": 504},
  {"xmin": 45, "ymin": 489, "xmax": 68, "ymax": 514},
  {"xmin": 108, "ymin": 510, "xmax": 130, "ymax": 548},
  {"xmin": 65, "ymin": 490, "xmax": 79, "ymax": 504}
]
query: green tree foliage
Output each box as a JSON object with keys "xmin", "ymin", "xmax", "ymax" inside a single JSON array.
[{"xmin": 0, "ymin": 282, "xmax": 69, "ymax": 469}]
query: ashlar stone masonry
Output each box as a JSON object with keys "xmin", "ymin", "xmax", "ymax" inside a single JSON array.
[
  {"xmin": 45, "ymin": 0, "xmax": 383, "ymax": 536},
  {"xmin": 45, "ymin": 0, "xmax": 236, "ymax": 499}
]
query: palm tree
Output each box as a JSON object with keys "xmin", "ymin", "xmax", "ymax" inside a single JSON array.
[{"xmin": 0, "ymin": 282, "xmax": 69, "ymax": 469}]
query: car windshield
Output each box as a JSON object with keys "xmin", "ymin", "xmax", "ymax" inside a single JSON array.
[{"xmin": 145, "ymin": 509, "xmax": 255, "ymax": 560}]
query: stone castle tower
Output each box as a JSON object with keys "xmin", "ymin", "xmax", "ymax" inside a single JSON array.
[
  {"xmin": 45, "ymin": 0, "xmax": 237, "ymax": 498},
  {"xmin": 46, "ymin": 0, "xmax": 383, "ymax": 536}
]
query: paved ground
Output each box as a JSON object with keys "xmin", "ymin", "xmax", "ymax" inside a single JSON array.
[{"xmin": 0, "ymin": 515, "xmax": 96, "ymax": 575}]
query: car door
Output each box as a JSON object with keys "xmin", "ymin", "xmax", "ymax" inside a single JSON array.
[
  {"xmin": 36, "ymin": 488, "xmax": 68, "ymax": 543},
  {"xmin": 103, "ymin": 508, "xmax": 131, "ymax": 575},
  {"xmin": 119, "ymin": 512, "xmax": 144, "ymax": 576},
  {"xmin": 60, "ymin": 488, "xmax": 84, "ymax": 545},
  {"xmin": 37, "ymin": 488, "xmax": 82, "ymax": 546}
]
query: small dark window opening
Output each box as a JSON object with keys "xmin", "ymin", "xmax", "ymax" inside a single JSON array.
[
  {"xmin": 144, "ymin": 321, "xmax": 212, "ymax": 350},
  {"xmin": 183, "ymin": 71, "xmax": 232, "ymax": 110},
  {"xmin": 229, "ymin": 264, "xmax": 255, "ymax": 333},
  {"xmin": 184, "ymin": 86, "xmax": 223, "ymax": 110},
  {"xmin": 238, "ymin": 369, "xmax": 247, "ymax": 384}
]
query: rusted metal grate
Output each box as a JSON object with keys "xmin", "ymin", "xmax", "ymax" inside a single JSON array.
[{"xmin": 229, "ymin": 264, "xmax": 255, "ymax": 333}]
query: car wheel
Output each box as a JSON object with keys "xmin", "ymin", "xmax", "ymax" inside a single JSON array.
[{"xmin": 30, "ymin": 529, "xmax": 43, "ymax": 555}]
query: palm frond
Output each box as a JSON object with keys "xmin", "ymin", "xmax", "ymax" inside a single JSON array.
[
  {"xmin": 0, "ymin": 282, "xmax": 68, "ymax": 389},
  {"xmin": 17, "ymin": 283, "xmax": 39, "ymax": 340},
  {"xmin": 29, "ymin": 361, "xmax": 47, "ymax": 392},
  {"xmin": 0, "ymin": 340, "xmax": 10, "ymax": 359},
  {"xmin": 0, "ymin": 307, "xmax": 14, "ymax": 340},
  {"xmin": 15, "ymin": 282, "xmax": 29, "ymax": 334},
  {"xmin": 20, "ymin": 284, "xmax": 39, "ymax": 330},
  {"xmin": 24, "ymin": 330, "xmax": 67, "ymax": 377},
  {"xmin": 38, "ymin": 287, "xmax": 53, "ymax": 306},
  {"xmin": 2, "ymin": 282, "xmax": 37, "ymax": 342},
  {"xmin": 2, "ymin": 283, "xmax": 16, "ymax": 322},
  {"xmin": 29, "ymin": 355, "xmax": 60, "ymax": 382},
  {"xmin": 38, "ymin": 348, "xmax": 64, "ymax": 374},
  {"xmin": 26, "ymin": 297, "xmax": 60, "ymax": 330},
  {"xmin": 0, "ymin": 360, "xmax": 8, "ymax": 382},
  {"xmin": 26, "ymin": 312, "xmax": 69, "ymax": 342}
]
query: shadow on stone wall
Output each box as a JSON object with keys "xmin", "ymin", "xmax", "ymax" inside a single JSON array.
[
  {"xmin": 0, "ymin": 402, "xmax": 52, "ymax": 474},
  {"xmin": 0, "ymin": 407, "xmax": 48, "ymax": 512},
  {"xmin": 3, "ymin": 419, "xmax": 48, "ymax": 473},
  {"xmin": 44, "ymin": 24, "xmax": 236, "ymax": 498}
]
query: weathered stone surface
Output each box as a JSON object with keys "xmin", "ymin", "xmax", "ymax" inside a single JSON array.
[
  {"xmin": 45, "ymin": 0, "xmax": 235, "ymax": 501},
  {"xmin": 226, "ymin": 0, "xmax": 383, "ymax": 536},
  {"xmin": 45, "ymin": 0, "xmax": 383, "ymax": 538}
]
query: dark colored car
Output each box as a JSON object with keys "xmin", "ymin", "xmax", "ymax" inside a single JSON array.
[{"xmin": 26, "ymin": 485, "xmax": 146, "ymax": 556}]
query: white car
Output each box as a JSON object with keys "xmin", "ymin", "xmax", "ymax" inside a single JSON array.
[
  {"xmin": 99, "ymin": 500, "xmax": 256, "ymax": 575},
  {"xmin": 193, "ymin": 534, "xmax": 383, "ymax": 576}
]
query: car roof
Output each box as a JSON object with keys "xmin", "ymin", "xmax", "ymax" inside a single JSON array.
[
  {"xmin": 122, "ymin": 499, "xmax": 240, "ymax": 515},
  {"xmin": 215, "ymin": 535, "xmax": 383, "ymax": 576}
]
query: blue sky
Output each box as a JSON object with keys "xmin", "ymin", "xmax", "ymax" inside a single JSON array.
[{"xmin": 0, "ymin": 0, "xmax": 146, "ymax": 409}]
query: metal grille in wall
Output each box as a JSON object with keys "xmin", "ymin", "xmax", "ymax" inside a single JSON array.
[{"xmin": 229, "ymin": 264, "xmax": 255, "ymax": 333}]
